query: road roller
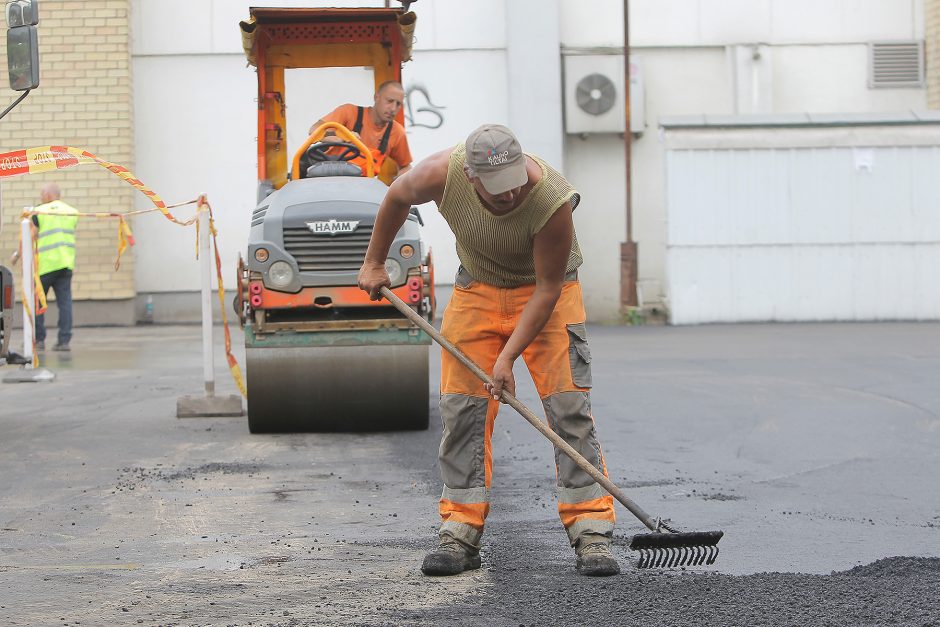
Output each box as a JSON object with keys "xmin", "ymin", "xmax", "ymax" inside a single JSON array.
[{"xmin": 236, "ymin": 6, "xmax": 434, "ymax": 433}]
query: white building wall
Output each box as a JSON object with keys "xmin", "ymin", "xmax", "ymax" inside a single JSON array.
[
  {"xmin": 131, "ymin": 0, "xmax": 547, "ymax": 294},
  {"xmin": 771, "ymin": 46, "xmax": 925, "ymax": 112},
  {"xmin": 565, "ymin": 48, "xmax": 733, "ymax": 318},
  {"xmin": 559, "ymin": 0, "xmax": 928, "ymax": 321},
  {"xmin": 506, "ymin": 0, "xmax": 564, "ymax": 168},
  {"xmin": 130, "ymin": 0, "xmax": 930, "ymax": 323},
  {"xmin": 132, "ymin": 53, "xmax": 256, "ymax": 293},
  {"xmin": 560, "ymin": 0, "xmax": 923, "ymax": 47}
]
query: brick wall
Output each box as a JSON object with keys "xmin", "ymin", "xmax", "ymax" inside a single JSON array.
[
  {"xmin": 0, "ymin": 0, "xmax": 135, "ymax": 301},
  {"xmin": 929, "ymin": 0, "xmax": 940, "ymax": 108}
]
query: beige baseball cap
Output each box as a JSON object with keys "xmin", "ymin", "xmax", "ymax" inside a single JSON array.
[{"xmin": 465, "ymin": 124, "xmax": 528, "ymax": 194}]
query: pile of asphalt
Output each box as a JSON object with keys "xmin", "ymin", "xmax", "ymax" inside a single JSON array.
[
  {"xmin": 841, "ymin": 555, "xmax": 940, "ymax": 578},
  {"xmin": 391, "ymin": 551, "xmax": 940, "ymax": 627}
]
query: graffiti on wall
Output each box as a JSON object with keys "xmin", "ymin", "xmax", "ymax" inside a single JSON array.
[{"xmin": 404, "ymin": 84, "xmax": 446, "ymax": 130}]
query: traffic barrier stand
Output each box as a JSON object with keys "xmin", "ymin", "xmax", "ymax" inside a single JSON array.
[
  {"xmin": 177, "ymin": 195, "xmax": 243, "ymax": 418},
  {"xmin": 0, "ymin": 146, "xmax": 246, "ymax": 412},
  {"xmin": 3, "ymin": 216, "xmax": 54, "ymax": 383}
]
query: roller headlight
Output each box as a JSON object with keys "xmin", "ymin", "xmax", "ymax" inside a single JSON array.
[
  {"xmin": 385, "ymin": 258, "xmax": 403, "ymax": 285},
  {"xmin": 268, "ymin": 260, "xmax": 294, "ymax": 288}
]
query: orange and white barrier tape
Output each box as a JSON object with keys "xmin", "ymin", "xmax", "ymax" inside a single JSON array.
[
  {"xmin": 1, "ymin": 145, "xmax": 246, "ymax": 397},
  {"xmin": 202, "ymin": 196, "xmax": 246, "ymax": 398},
  {"xmin": 1, "ymin": 146, "xmax": 192, "ymax": 223}
]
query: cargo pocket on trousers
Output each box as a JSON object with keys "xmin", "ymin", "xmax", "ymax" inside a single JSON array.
[
  {"xmin": 454, "ymin": 266, "xmax": 476, "ymax": 290},
  {"xmin": 566, "ymin": 322, "xmax": 593, "ymax": 388}
]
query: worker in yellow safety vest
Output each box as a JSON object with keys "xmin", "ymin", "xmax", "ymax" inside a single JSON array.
[{"xmin": 10, "ymin": 183, "xmax": 79, "ymax": 352}]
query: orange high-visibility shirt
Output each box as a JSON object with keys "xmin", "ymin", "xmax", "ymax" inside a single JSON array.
[{"xmin": 322, "ymin": 103, "xmax": 413, "ymax": 170}]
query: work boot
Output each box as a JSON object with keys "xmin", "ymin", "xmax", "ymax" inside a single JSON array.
[
  {"xmin": 52, "ymin": 343, "xmax": 70, "ymax": 352},
  {"xmin": 575, "ymin": 534, "xmax": 620, "ymax": 576},
  {"xmin": 35, "ymin": 341, "xmax": 45, "ymax": 351},
  {"xmin": 421, "ymin": 535, "xmax": 481, "ymax": 576}
]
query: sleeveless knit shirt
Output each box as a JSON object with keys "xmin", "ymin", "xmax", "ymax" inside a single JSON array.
[{"xmin": 439, "ymin": 143, "xmax": 582, "ymax": 287}]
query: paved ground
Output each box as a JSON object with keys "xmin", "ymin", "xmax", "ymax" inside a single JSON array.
[{"xmin": 1, "ymin": 315, "xmax": 938, "ymax": 626}]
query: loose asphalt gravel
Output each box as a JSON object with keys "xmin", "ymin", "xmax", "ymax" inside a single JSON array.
[{"xmin": 1, "ymin": 321, "xmax": 938, "ymax": 626}]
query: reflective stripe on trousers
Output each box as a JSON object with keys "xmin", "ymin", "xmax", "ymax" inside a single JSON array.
[{"xmin": 437, "ymin": 269, "xmax": 615, "ymax": 549}]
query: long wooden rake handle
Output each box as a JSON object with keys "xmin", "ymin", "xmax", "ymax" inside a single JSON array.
[{"xmin": 380, "ymin": 286, "xmax": 660, "ymax": 532}]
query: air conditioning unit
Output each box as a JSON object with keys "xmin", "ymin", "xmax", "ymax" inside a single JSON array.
[{"xmin": 563, "ymin": 54, "xmax": 645, "ymax": 135}]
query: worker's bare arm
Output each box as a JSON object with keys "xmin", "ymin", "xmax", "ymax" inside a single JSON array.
[
  {"xmin": 10, "ymin": 221, "xmax": 39, "ymax": 265},
  {"xmin": 389, "ymin": 148, "xmax": 449, "ymax": 206},
  {"xmin": 394, "ymin": 163, "xmax": 412, "ymax": 179},
  {"xmin": 308, "ymin": 118, "xmax": 357, "ymax": 141},
  {"xmin": 308, "ymin": 119, "xmax": 328, "ymax": 135},
  {"xmin": 358, "ymin": 148, "xmax": 450, "ymax": 299}
]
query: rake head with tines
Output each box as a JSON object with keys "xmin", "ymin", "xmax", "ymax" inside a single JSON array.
[{"xmin": 630, "ymin": 529, "xmax": 724, "ymax": 569}]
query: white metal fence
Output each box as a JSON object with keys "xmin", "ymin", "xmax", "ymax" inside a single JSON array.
[{"xmin": 662, "ymin": 114, "xmax": 940, "ymax": 324}]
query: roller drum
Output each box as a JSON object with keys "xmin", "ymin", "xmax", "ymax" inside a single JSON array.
[{"xmin": 247, "ymin": 342, "xmax": 430, "ymax": 432}]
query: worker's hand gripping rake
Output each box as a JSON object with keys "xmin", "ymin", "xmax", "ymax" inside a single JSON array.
[{"xmin": 380, "ymin": 287, "xmax": 724, "ymax": 569}]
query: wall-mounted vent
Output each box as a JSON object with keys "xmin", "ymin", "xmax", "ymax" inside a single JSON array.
[{"xmin": 869, "ymin": 41, "xmax": 924, "ymax": 88}]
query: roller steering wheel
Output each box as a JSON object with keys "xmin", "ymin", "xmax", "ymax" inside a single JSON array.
[{"xmin": 306, "ymin": 141, "xmax": 362, "ymax": 163}]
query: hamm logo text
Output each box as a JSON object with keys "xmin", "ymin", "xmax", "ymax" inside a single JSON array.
[{"xmin": 307, "ymin": 219, "xmax": 360, "ymax": 235}]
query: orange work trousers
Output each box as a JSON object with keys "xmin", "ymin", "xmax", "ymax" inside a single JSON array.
[{"xmin": 437, "ymin": 267, "xmax": 615, "ymax": 550}]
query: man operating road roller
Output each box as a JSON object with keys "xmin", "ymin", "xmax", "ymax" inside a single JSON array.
[{"xmin": 357, "ymin": 124, "xmax": 619, "ymax": 577}]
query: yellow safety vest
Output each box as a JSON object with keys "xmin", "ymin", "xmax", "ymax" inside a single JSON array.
[{"xmin": 35, "ymin": 200, "xmax": 79, "ymax": 275}]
